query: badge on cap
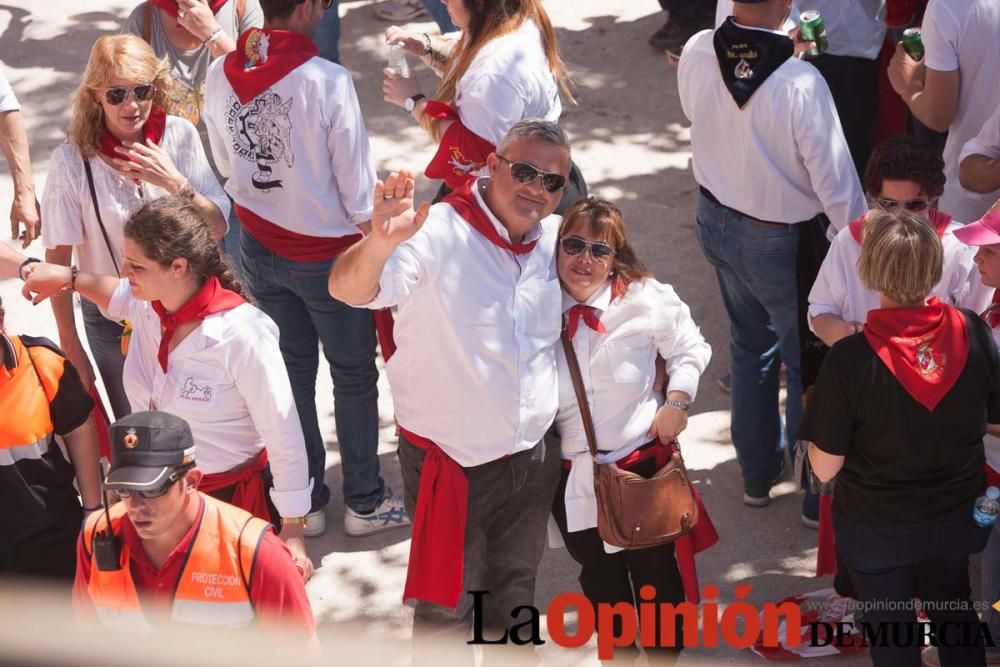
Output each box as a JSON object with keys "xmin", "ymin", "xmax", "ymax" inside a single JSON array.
[{"xmin": 123, "ymin": 428, "xmax": 139, "ymax": 449}]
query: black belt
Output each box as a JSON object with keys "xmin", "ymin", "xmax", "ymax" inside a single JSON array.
[{"xmin": 699, "ymin": 186, "xmax": 818, "ymax": 227}]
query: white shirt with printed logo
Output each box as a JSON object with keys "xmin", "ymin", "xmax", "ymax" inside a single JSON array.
[
  {"xmin": 105, "ymin": 280, "xmax": 311, "ymax": 518},
  {"xmin": 555, "ymin": 280, "xmax": 711, "ymax": 534},
  {"xmin": 362, "ymin": 180, "xmax": 562, "ymax": 466},
  {"xmin": 203, "ymin": 55, "xmax": 375, "ymax": 238},
  {"xmin": 809, "ymin": 220, "xmax": 994, "ymax": 328}
]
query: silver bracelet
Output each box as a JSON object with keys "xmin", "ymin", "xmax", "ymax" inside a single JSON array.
[
  {"xmin": 421, "ymin": 33, "xmax": 433, "ymax": 56},
  {"xmin": 664, "ymin": 399, "xmax": 690, "ymax": 412},
  {"xmin": 204, "ymin": 26, "xmax": 224, "ymax": 48}
]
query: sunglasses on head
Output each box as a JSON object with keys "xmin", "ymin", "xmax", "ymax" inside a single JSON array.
[
  {"xmin": 111, "ymin": 467, "xmax": 188, "ymax": 500},
  {"xmin": 874, "ymin": 196, "xmax": 931, "ymax": 213},
  {"xmin": 103, "ymin": 83, "xmax": 155, "ymax": 106},
  {"xmin": 496, "ymin": 155, "xmax": 567, "ymax": 193},
  {"xmin": 560, "ymin": 235, "xmax": 616, "ymax": 262}
]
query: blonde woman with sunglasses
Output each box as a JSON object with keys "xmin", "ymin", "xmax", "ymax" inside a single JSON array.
[{"xmin": 40, "ymin": 35, "xmax": 229, "ymax": 420}]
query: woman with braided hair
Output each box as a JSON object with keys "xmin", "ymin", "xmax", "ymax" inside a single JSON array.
[{"xmin": 24, "ymin": 195, "xmax": 314, "ymax": 581}]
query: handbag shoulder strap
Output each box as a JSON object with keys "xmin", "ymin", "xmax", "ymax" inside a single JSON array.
[
  {"xmin": 82, "ymin": 158, "xmax": 121, "ymax": 278},
  {"xmin": 143, "ymin": 1, "xmax": 153, "ymax": 44},
  {"xmin": 560, "ymin": 327, "xmax": 600, "ymax": 460}
]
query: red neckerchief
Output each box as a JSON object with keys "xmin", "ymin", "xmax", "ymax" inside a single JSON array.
[
  {"xmin": 224, "ymin": 28, "xmax": 318, "ymax": 104},
  {"xmin": 863, "ymin": 297, "xmax": 968, "ymax": 411},
  {"xmin": 442, "ymin": 181, "xmax": 537, "ymax": 254},
  {"xmin": 849, "ymin": 208, "xmax": 952, "ymax": 245},
  {"xmin": 151, "ymin": 276, "xmax": 246, "ymax": 373},
  {"xmin": 150, "ymin": 0, "xmax": 228, "ymax": 17},
  {"xmin": 99, "ymin": 106, "xmax": 167, "ymax": 169},
  {"xmin": 565, "ymin": 304, "xmax": 607, "ymax": 341},
  {"xmin": 981, "ymin": 290, "xmax": 1000, "ymax": 329}
]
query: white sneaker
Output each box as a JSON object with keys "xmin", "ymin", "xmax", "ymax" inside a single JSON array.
[
  {"xmin": 304, "ymin": 509, "xmax": 326, "ymax": 538},
  {"xmin": 344, "ymin": 491, "xmax": 411, "ymax": 537}
]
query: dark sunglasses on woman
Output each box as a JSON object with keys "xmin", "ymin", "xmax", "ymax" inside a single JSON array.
[
  {"xmin": 496, "ymin": 155, "xmax": 567, "ymax": 193},
  {"xmin": 560, "ymin": 235, "xmax": 616, "ymax": 262},
  {"xmin": 103, "ymin": 83, "xmax": 156, "ymax": 106},
  {"xmin": 874, "ymin": 196, "xmax": 931, "ymax": 213}
]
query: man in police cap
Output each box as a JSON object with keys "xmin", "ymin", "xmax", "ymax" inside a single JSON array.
[
  {"xmin": 73, "ymin": 411, "xmax": 315, "ymax": 636},
  {"xmin": 678, "ymin": 0, "xmax": 866, "ymax": 524}
]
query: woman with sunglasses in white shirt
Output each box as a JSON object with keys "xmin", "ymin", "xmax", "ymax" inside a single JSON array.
[
  {"xmin": 40, "ymin": 35, "xmax": 229, "ymax": 421},
  {"xmin": 810, "ymin": 136, "xmax": 993, "ymax": 349},
  {"xmin": 550, "ymin": 197, "xmax": 713, "ymax": 663},
  {"xmin": 25, "ymin": 195, "xmax": 312, "ymax": 581}
]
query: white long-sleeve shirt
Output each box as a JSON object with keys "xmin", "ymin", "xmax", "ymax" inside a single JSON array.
[
  {"xmin": 809, "ymin": 220, "xmax": 994, "ymax": 328},
  {"xmin": 678, "ymin": 26, "xmax": 867, "ymax": 234},
  {"xmin": 958, "ymin": 103, "xmax": 1000, "ymax": 211},
  {"xmin": 362, "ymin": 181, "xmax": 561, "ymax": 466},
  {"xmin": 42, "ymin": 116, "xmax": 230, "ymax": 277},
  {"xmin": 106, "ymin": 280, "xmax": 311, "ymax": 518},
  {"xmin": 203, "ymin": 55, "xmax": 375, "ymax": 237},
  {"xmin": 555, "ymin": 280, "xmax": 711, "ymax": 535}
]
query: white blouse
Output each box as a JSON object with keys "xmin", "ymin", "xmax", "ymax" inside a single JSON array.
[
  {"xmin": 808, "ymin": 220, "xmax": 994, "ymax": 328},
  {"xmin": 555, "ymin": 280, "xmax": 711, "ymax": 536},
  {"xmin": 41, "ymin": 116, "xmax": 230, "ymax": 277},
  {"xmin": 456, "ymin": 19, "xmax": 562, "ymax": 159},
  {"xmin": 105, "ymin": 280, "xmax": 311, "ymax": 519}
]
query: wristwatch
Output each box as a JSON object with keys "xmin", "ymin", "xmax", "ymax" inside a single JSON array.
[
  {"xmin": 281, "ymin": 516, "xmax": 307, "ymax": 527},
  {"xmin": 404, "ymin": 93, "xmax": 426, "ymax": 114},
  {"xmin": 664, "ymin": 399, "xmax": 690, "ymax": 412}
]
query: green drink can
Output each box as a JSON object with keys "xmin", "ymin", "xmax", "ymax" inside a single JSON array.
[
  {"xmin": 799, "ymin": 10, "xmax": 829, "ymax": 57},
  {"xmin": 902, "ymin": 27, "xmax": 924, "ymax": 60}
]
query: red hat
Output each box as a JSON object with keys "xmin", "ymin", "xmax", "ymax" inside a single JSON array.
[{"xmin": 954, "ymin": 206, "xmax": 1000, "ymax": 246}]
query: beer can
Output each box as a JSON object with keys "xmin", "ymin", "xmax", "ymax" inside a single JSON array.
[
  {"xmin": 902, "ymin": 27, "xmax": 924, "ymax": 61},
  {"xmin": 799, "ymin": 10, "xmax": 829, "ymax": 57}
]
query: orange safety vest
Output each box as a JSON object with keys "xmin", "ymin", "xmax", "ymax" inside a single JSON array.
[
  {"xmin": 0, "ymin": 335, "xmax": 61, "ymax": 464},
  {"xmin": 82, "ymin": 494, "xmax": 271, "ymax": 632}
]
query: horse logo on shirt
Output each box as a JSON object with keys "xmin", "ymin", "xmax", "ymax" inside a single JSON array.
[
  {"xmin": 225, "ymin": 92, "xmax": 295, "ymax": 191},
  {"xmin": 180, "ymin": 377, "xmax": 212, "ymax": 403}
]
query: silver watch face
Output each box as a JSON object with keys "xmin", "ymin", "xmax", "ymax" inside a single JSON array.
[{"xmin": 404, "ymin": 98, "xmax": 415, "ymax": 112}]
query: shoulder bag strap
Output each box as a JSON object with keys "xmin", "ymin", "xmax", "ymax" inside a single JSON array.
[
  {"xmin": 82, "ymin": 158, "xmax": 121, "ymax": 278},
  {"xmin": 143, "ymin": 1, "xmax": 153, "ymax": 44},
  {"xmin": 560, "ymin": 327, "xmax": 600, "ymax": 461}
]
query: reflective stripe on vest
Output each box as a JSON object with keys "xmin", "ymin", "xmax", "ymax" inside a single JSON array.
[
  {"xmin": 0, "ymin": 435, "xmax": 50, "ymax": 465},
  {"xmin": 83, "ymin": 495, "xmax": 270, "ymax": 632}
]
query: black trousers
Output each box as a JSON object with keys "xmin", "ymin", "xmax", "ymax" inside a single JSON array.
[
  {"xmin": 657, "ymin": 0, "xmax": 714, "ymax": 22},
  {"xmin": 809, "ymin": 54, "xmax": 878, "ymax": 179},
  {"xmin": 835, "ymin": 510, "xmax": 990, "ymax": 667},
  {"xmin": 0, "ymin": 497, "xmax": 82, "ymax": 584},
  {"xmin": 552, "ymin": 464, "xmax": 685, "ymax": 664}
]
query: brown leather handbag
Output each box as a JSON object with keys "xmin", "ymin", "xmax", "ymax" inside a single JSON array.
[{"xmin": 561, "ymin": 330, "xmax": 699, "ymax": 549}]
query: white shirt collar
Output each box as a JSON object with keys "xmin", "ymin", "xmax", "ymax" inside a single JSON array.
[
  {"xmin": 471, "ymin": 178, "xmax": 544, "ymax": 245},
  {"xmin": 731, "ymin": 18, "xmax": 788, "ymax": 37},
  {"xmin": 562, "ymin": 280, "xmax": 613, "ymax": 314}
]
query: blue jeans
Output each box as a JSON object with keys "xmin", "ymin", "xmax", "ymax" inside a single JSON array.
[
  {"xmin": 221, "ymin": 202, "xmax": 248, "ymax": 287},
  {"xmin": 421, "ymin": 0, "xmax": 456, "ymax": 32},
  {"xmin": 695, "ymin": 193, "xmax": 818, "ymax": 513},
  {"xmin": 315, "ymin": 0, "xmax": 340, "ymax": 64},
  {"xmin": 240, "ymin": 231, "xmax": 383, "ymax": 514},
  {"xmin": 80, "ymin": 298, "xmax": 132, "ymax": 419}
]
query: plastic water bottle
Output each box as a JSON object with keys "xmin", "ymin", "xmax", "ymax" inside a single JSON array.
[
  {"xmin": 388, "ymin": 43, "xmax": 410, "ymax": 79},
  {"xmin": 972, "ymin": 486, "xmax": 1000, "ymax": 528}
]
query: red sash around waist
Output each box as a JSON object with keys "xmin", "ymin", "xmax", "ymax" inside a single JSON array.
[
  {"xmin": 235, "ymin": 204, "xmax": 362, "ymax": 263},
  {"xmin": 199, "ymin": 449, "xmax": 270, "ymax": 522}
]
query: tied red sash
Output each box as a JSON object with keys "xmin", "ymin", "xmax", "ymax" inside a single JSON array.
[
  {"xmin": 150, "ymin": 0, "xmax": 228, "ymax": 17},
  {"xmin": 224, "ymin": 28, "xmax": 318, "ymax": 104},
  {"xmin": 151, "ymin": 276, "xmax": 246, "ymax": 373},
  {"xmin": 863, "ymin": 297, "xmax": 969, "ymax": 411},
  {"xmin": 848, "ymin": 208, "xmax": 952, "ymax": 245},
  {"xmin": 442, "ymin": 181, "xmax": 537, "ymax": 254},
  {"xmin": 398, "ymin": 427, "xmax": 469, "ymax": 610},
  {"xmin": 423, "ymin": 101, "xmax": 496, "ymax": 191},
  {"xmin": 565, "ymin": 304, "xmax": 606, "ymax": 341},
  {"xmin": 98, "ymin": 106, "xmax": 167, "ymax": 166},
  {"xmin": 198, "ymin": 450, "xmax": 270, "ymax": 521}
]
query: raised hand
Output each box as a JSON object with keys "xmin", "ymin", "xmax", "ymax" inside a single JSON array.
[
  {"xmin": 21, "ymin": 261, "xmax": 72, "ymax": 305},
  {"xmin": 113, "ymin": 139, "xmax": 187, "ymax": 193},
  {"xmin": 370, "ymin": 170, "xmax": 431, "ymax": 247},
  {"xmin": 176, "ymin": 0, "xmax": 220, "ymax": 43},
  {"xmin": 385, "ymin": 27, "xmax": 427, "ymax": 56}
]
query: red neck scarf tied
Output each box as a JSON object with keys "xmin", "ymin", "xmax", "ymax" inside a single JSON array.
[
  {"xmin": 849, "ymin": 208, "xmax": 952, "ymax": 245},
  {"xmin": 151, "ymin": 276, "xmax": 246, "ymax": 373},
  {"xmin": 224, "ymin": 28, "xmax": 318, "ymax": 104},
  {"xmin": 565, "ymin": 304, "xmax": 607, "ymax": 341},
  {"xmin": 863, "ymin": 297, "xmax": 969, "ymax": 411},
  {"xmin": 98, "ymin": 106, "xmax": 167, "ymax": 165},
  {"xmin": 442, "ymin": 181, "xmax": 538, "ymax": 255}
]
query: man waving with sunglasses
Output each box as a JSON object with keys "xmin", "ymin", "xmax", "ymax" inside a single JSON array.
[
  {"xmin": 73, "ymin": 411, "xmax": 315, "ymax": 637},
  {"xmin": 330, "ymin": 119, "xmax": 569, "ymax": 660}
]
